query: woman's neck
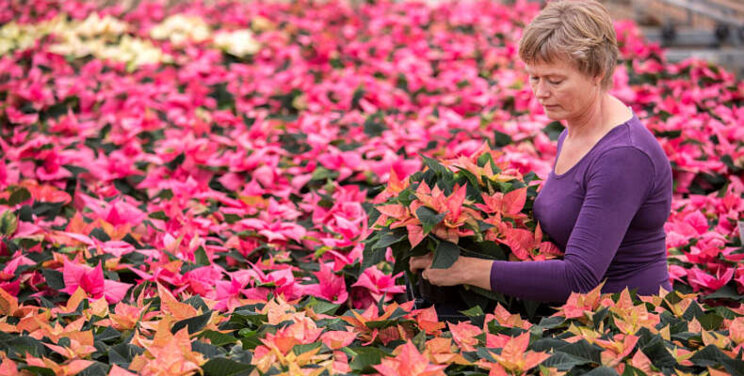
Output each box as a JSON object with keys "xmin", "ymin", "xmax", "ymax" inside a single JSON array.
[{"xmin": 565, "ymin": 94, "xmax": 629, "ymax": 141}]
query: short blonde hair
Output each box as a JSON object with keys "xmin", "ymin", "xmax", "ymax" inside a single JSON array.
[{"xmin": 518, "ymin": 0, "xmax": 619, "ymax": 90}]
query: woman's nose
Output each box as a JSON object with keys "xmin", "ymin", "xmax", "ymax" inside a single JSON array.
[{"xmin": 534, "ymin": 80, "xmax": 550, "ymax": 99}]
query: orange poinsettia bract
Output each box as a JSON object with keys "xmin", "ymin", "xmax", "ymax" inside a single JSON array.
[
  {"xmin": 340, "ymin": 302, "xmax": 414, "ymax": 345},
  {"xmin": 23, "ymin": 355, "xmax": 93, "ymax": 376},
  {"xmin": 478, "ymin": 332, "xmax": 551, "ymax": 376},
  {"xmin": 553, "ymin": 282, "xmax": 605, "ymax": 322},
  {"xmin": 412, "ymin": 183, "xmax": 481, "ymax": 245},
  {"xmin": 375, "ymin": 341, "xmax": 447, "ymax": 376},
  {"xmin": 128, "ymin": 319, "xmax": 205, "ymax": 376}
]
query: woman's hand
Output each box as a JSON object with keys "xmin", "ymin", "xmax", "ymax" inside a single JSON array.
[{"xmin": 409, "ymin": 254, "xmax": 493, "ymax": 291}]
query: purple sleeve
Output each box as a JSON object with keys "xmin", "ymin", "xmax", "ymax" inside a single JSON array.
[{"xmin": 489, "ymin": 147, "xmax": 654, "ymax": 302}]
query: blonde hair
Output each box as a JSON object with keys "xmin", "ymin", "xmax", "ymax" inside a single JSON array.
[{"xmin": 518, "ymin": 0, "xmax": 619, "ymax": 90}]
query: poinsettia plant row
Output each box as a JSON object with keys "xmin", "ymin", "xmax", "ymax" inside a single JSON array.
[{"xmin": 0, "ymin": 0, "xmax": 743, "ymax": 375}]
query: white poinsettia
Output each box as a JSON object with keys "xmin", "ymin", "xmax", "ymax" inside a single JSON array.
[
  {"xmin": 0, "ymin": 21, "xmax": 44, "ymax": 55},
  {"xmin": 149, "ymin": 14, "xmax": 211, "ymax": 46},
  {"xmin": 213, "ymin": 29, "xmax": 261, "ymax": 57},
  {"xmin": 74, "ymin": 13, "xmax": 129, "ymax": 39}
]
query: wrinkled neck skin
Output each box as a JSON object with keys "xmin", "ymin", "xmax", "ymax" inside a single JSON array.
[{"xmin": 564, "ymin": 91, "xmax": 613, "ymax": 141}]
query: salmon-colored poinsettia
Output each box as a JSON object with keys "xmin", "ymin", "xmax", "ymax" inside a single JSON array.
[
  {"xmin": 411, "ymin": 183, "xmax": 481, "ymax": 244},
  {"xmin": 128, "ymin": 318, "xmax": 205, "ymax": 376},
  {"xmin": 478, "ymin": 332, "xmax": 551, "ymax": 376},
  {"xmin": 340, "ymin": 302, "xmax": 414, "ymax": 345},
  {"xmin": 374, "ymin": 341, "xmax": 447, "ymax": 376},
  {"xmin": 552, "ymin": 282, "xmax": 605, "ymax": 322}
]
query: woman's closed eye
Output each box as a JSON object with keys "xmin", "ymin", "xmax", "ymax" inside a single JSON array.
[{"xmin": 529, "ymin": 76, "xmax": 563, "ymax": 85}]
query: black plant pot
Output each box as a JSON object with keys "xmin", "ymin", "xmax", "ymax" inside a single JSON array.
[
  {"xmin": 404, "ymin": 272, "xmax": 470, "ymax": 322},
  {"xmin": 401, "ymin": 273, "xmax": 557, "ymax": 323}
]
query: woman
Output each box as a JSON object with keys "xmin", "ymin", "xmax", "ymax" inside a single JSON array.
[{"xmin": 410, "ymin": 0, "xmax": 673, "ymax": 303}]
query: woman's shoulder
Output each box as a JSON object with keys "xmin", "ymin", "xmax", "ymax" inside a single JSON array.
[
  {"xmin": 586, "ymin": 116, "xmax": 672, "ymax": 189},
  {"xmin": 593, "ymin": 115, "xmax": 667, "ymax": 165}
]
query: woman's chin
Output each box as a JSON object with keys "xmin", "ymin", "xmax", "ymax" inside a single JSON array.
[{"xmin": 543, "ymin": 110, "xmax": 564, "ymax": 121}]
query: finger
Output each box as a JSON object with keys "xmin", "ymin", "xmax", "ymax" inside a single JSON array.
[{"xmin": 409, "ymin": 255, "xmax": 433, "ymax": 272}]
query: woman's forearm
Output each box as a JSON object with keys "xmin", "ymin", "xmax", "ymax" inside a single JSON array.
[{"xmin": 458, "ymin": 256, "xmax": 494, "ymax": 291}]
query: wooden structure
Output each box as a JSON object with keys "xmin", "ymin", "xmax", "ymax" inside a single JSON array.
[{"xmin": 602, "ymin": 0, "xmax": 744, "ymax": 77}]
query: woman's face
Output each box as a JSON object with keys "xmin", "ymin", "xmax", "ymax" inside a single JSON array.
[{"xmin": 525, "ymin": 59, "xmax": 602, "ymax": 122}]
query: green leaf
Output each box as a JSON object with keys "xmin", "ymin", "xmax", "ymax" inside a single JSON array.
[
  {"xmin": 304, "ymin": 297, "xmax": 340, "ymax": 315},
  {"xmin": 0, "ymin": 210, "xmax": 17, "ymax": 237},
  {"xmin": 311, "ymin": 167, "xmax": 337, "ymax": 181},
  {"xmin": 621, "ymin": 365, "xmax": 649, "ymax": 376},
  {"xmin": 374, "ymin": 230, "xmax": 407, "ymax": 250},
  {"xmin": 89, "ymin": 228, "xmax": 111, "ymax": 242},
  {"xmin": 493, "ymin": 130, "xmax": 513, "ymax": 147},
  {"xmin": 19, "ymin": 366, "xmax": 55, "ymax": 376},
  {"xmin": 199, "ymin": 330, "xmax": 238, "ymax": 346},
  {"xmin": 541, "ymin": 352, "xmax": 594, "ymax": 371},
  {"xmin": 415, "ymin": 206, "xmax": 446, "ymax": 234},
  {"xmin": 420, "ymin": 155, "xmax": 450, "ymax": 177},
  {"xmin": 293, "ymin": 342, "xmax": 322, "ymax": 355},
  {"xmin": 431, "ymin": 240, "xmax": 459, "ymax": 269},
  {"xmin": 584, "ymin": 366, "xmax": 621, "ymax": 376},
  {"xmin": 94, "ymin": 326, "xmax": 122, "ymax": 343},
  {"xmin": 165, "ymin": 152, "xmax": 185, "ymax": 171},
  {"xmin": 455, "ymin": 168, "xmax": 480, "ymax": 190},
  {"xmin": 8, "ymin": 188, "xmax": 31, "ymax": 206},
  {"xmin": 362, "ymin": 241, "xmax": 386, "ymax": 269},
  {"xmin": 77, "ymin": 362, "xmax": 109, "ymax": 376},
  {"xmin": 640, "ymin": 335, "xmax": 677, "ymax": 368},
  {"xmin": 460, "ymin": 305, "xmax": 485, "ymax": 318},
  {"xmin": 556, "ymin": 340, "xmax": 602, "ymax": 365},
  {"xmin": 41, "ymin": 269, "xmax": 65, "ymax": 290},
  {"xmin": 542, "ymin": 121, "xmax": 565, "ymax": 141},
  {"xmin": 172, "ymin": 311, "xmax": 212, "ymax": 335},
  {"xmin": 698, "ymin": 312, "xmax": 724, "ymax": 331},
  {"xmin": 184, "ymin": 295, "xmax": 210, "ymax": 311},
  {"xmin": 107, "ymin": 343, "xmax": 145, "ymax": 367},
  {"xmin": 702, "ymin": 285, "xmax": 744, "ymax": 301},
  {"xmin": 148, "ymin": 211, "xmax": 169, "ymax": 220},
  {"xmin": 194, "ymin": 247, "xmax": 210, "ymax": 266},
  {"xmin": 192, "ymin": 341, "xmax": 223, "ymax": 358},
  {"xmin": 536, "ymin": 316, "xmax": 565, "ymax": 330},
  {"xmin": 202, "ymin": 358, "xmax": 253, "ymax": 376},
  {"xmin": 230, "ymin": 310, "xmax": 268, "ymax": 328},
  {"xmin": 690, "ymin": 345, "xmax": 744, "ymax": 376},
  {"xmin": 3, "ymin": 335, "xmax": 47, "ymax": 358},
  {"xmin": 689, "ymin": 344, "xmax": 726, "ymax": 367},
  {"xmin": 348, "ymin": 347, "xmax": 388, "ymax": 373},
  {"xmin": 364, "ymin": 112, "xmax": 385, "ymax": 137}
]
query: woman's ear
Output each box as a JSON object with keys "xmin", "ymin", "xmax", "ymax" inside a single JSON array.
[{"xmin": 594, "ymin": 72, "xmax": 603, "ymax": 87}]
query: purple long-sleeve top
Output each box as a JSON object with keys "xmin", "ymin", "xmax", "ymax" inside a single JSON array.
[{"xmin": 489, "ymin": 113, "xmax": 673, "ymax": 303}]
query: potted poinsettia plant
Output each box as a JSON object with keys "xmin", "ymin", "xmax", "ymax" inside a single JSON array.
[{"xmin": 362, "ymin": 143, "xmax": 562, "ymax": 318}]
